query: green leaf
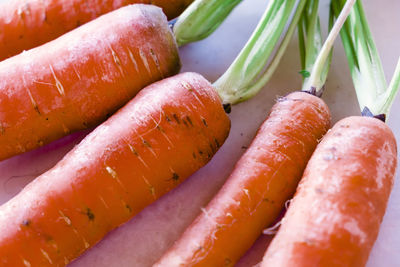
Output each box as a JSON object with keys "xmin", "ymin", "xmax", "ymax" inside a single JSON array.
[
  {"xmin": 173, "ymin": 0, "xmax": 243, "ymax": 46},
  {"xmin": 214, "ymin": 0, "xmax": 307, "ymax": 104},
  {"xmin": 299, "ymin": 70, "xmax": 311, "ymax": 78},
  {"xmin": 332, "ymin": 0, "xmax": 400, "ymax": 116}
]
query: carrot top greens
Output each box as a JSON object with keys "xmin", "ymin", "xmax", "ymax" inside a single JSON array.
[
  {"xmin": 332, "ymin": 0, "xmax": 400, "ymax": 118},
  {"xmin": 177, "ymin": 0, "xmax": 357, "ymax": 105},
  {"xmin": 298, "ymin": 0, "xmax": 332, "ymax": 93},
  {"xmin": 300, "ymin": 0, "xmax": 355, "ymax": 95},
  {"xmin": 214, "ymin": 0, "xmax": 307, "ymax": 105},
  {"xmin": 173, "ymin": 0, "xmax": 243, "ymax": 47}
]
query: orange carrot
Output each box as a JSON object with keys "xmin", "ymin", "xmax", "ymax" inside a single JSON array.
[
  {"xmin": 0, "ymin": 4, "xmax": 180, "ymax": 161},
  {"xmin": 155, "ymin": 0, "xmax": 194, "ymax": 19},
  {"xmin": 0, "ymin": 0, "xmax": 193, "ymax": 61},
  {"xmin": 155, "ymin": 92, "xmax": 330, "ymax": 266},
  {"xmin": 0, "ymin": 72, "xmax": 230, "ymax": 266},
  {"xmin": 260, "ymin": 116, "xmax": 397, "ymax": 267}
]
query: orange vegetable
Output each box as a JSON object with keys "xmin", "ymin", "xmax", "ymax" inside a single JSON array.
[
  {"xmin": 0, "ymin": 4, "xmax": 180, "ymax": 161},
  {"xmin": 155, "ymin": 92, "xmax": 331, "ymax": 266},
  {"xmin": 0, "ymin": 0, "xmax": 193, "ymax": 61},
  {"xmin": 261, "ymin": 116, "xmax": 397, "ymax": 267},
  {"xmin": 0, "ymin": 72, "xmax": 230, "ymax": 266}
]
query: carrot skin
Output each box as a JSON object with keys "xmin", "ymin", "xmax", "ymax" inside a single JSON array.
[
  {"xmin": 155, "ymin": 92, "xmax": 331, "ymax": 266},
  {"xmin": 0, "ymin": 72, "xmax": 230, "ymax": 266},
  {"xmin": 0, "ymin": 0, "xmax": 193, "ymax": 61},
  {"xmin": 152, "ymin": 0, "xmax": 195, "ymax": 20},
  {"xmin": 0, "ymin": 4, "xmax": 180, "ymax": 161},
  {"xmin": 261, "ymin": 116, "xmax": 397, "ymax": 267}
]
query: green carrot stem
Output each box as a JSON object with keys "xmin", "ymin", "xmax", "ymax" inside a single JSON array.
[
  {"xmin": 332, "ymin": 0, "xmax": 400, "ymax": 117},
  {"xmin": 214, "ymin": 0, "xmax": 306, "ymax": 105},
  {"xmin": 380, "ymin": 58, "xmax": 400, "ymax": 116},
  {"xmin": 298, "ymin": 0, "xmax": 324, "ymax": 86},
  {"xmin": 304, "ymin": 0, "xmax": 321, "ymax": 73},
  {"xmin": 298, "ymin": 18, "xmax": 307, "ymax": 72},
  {"xmin": 241, "ymin": 0, "xmax": 308, "ymax": 100},
  {"xmin": 303, "ymin": 0, "xmax": 356, "ymax": 94},
  {"xmin": 173, "ymin": 0, "xmax": 243, "ymax": 47}
]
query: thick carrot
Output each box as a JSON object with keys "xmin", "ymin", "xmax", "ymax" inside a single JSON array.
[
  {"xmin": 155, "ymin": 92, "xmax": 330, "ymax": 266},
  {"xmin": 0, "ymin": 4, "xmax": 180, "ymax": 161},
  {"xmin": 261, "ymin": 116, "xmax": 397, "ymax": 267},
  {"xmin": 0, "ymin": 0, "xmax": 193, "ymax": 61},
  {"xmin": 0, "ymin": 72, "xmax": 230, "ymax": 266}
]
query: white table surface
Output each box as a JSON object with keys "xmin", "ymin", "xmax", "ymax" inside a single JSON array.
[{"xmin": 0, "ymin": 0, "xmax": 399, "ymax": 266}]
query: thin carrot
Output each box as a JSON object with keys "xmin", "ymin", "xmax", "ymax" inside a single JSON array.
[
  {"xmin": 0, "ymin": 0, "xmax": 312, "ymax": 265},
  {"xmin": 0, "ymin": 4, "xmax": 180, "ymax": 161},
  {"xmin": 0, "ymin": 0, "xmax": 193, "ymax": 61},
  {"xmin": 0, "ymin": 72, "xmax": 230, "ymax": 266},
  {"xmin": 261, "ymin": 1, "xmax": 400, "ymax": 266},
  {"xmin": 155, "ymin": 0, "xmax": 355, "ymax": 265}
]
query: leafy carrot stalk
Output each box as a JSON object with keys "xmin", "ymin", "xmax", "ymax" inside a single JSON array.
[
  {"xmin": 261, "ymin": 1, "xmax": 399, "ymax": 266},
  {"xmin": 0, "ymin": 0, "xmax": 194, "ymax": 61},
  {"xmin": 154, "ymin": 0, "xmax": 356, "ymax": 266},
  {"xmin": 172, "ymin": 0, "xmax": 243, "ymax": 46},
  {"xmin": 332, "ymin": 0, "xmax": 400, "ymax": 119},
  {"xmin": 0, "ymin": 0, "xmax": 309, "ymax": 265},
  {"xmin": 0, "ymin": 5, "xmax": 181, "ymax": 162}
]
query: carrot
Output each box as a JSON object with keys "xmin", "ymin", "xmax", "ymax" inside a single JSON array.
[
  {"xmin": 0, "ymin": 72, "xmax": 230, "ymax": 266},
  {"xmin": 155, "ymin": 0, "xmax": 195, "ymax": 19},
  {"xmin": 0, "ymin": 4, "xmax": 180, "ymax": 161},
  {"xmin": 155, "ymin": 92, "xmax": 330, "ymax": 266},
  {"xmin": 0, "ymin": 0, "xmax": 193, "ymax": 61},
  {"xmin": 0, "ymin": 0, "xmax": 246, "ymax": 162},
  {"xmin": 260, "ymin": 117, "xmax": 397, "ymax": 267},
  {"xmin": 155, "ymin": 1, "xmax": 355, "ymax": 265},
  {"xmin": 261, "ymin": 1, "xmax": 400, "ymax": 265},
  {"xmin": 0, "ymin": 0, "xmax": 312, "ymax": 264}
]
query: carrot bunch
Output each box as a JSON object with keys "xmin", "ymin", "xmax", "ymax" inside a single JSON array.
[
  {"xmin": 155, "ymin": 0, "xmax": 357, "ymax": 265},
  {"xmin": 0, "ymin": 0, "xmax": 303, "ymax": 265},
  {"xmin": 0, "ymin": 0, "xmax": 194, "ymax": 61},
  {"xmin": 0, "ymin": 0, "xmax": 245, "ymax": 162},
  {"xmin": 261, "ymin": 1, "xmax": 399, "ymax": 266}
]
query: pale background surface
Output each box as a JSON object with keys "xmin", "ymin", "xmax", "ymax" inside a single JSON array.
[{"xmin": 0, "ymin": 0, "xmax": 399, "ymax": 266}]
